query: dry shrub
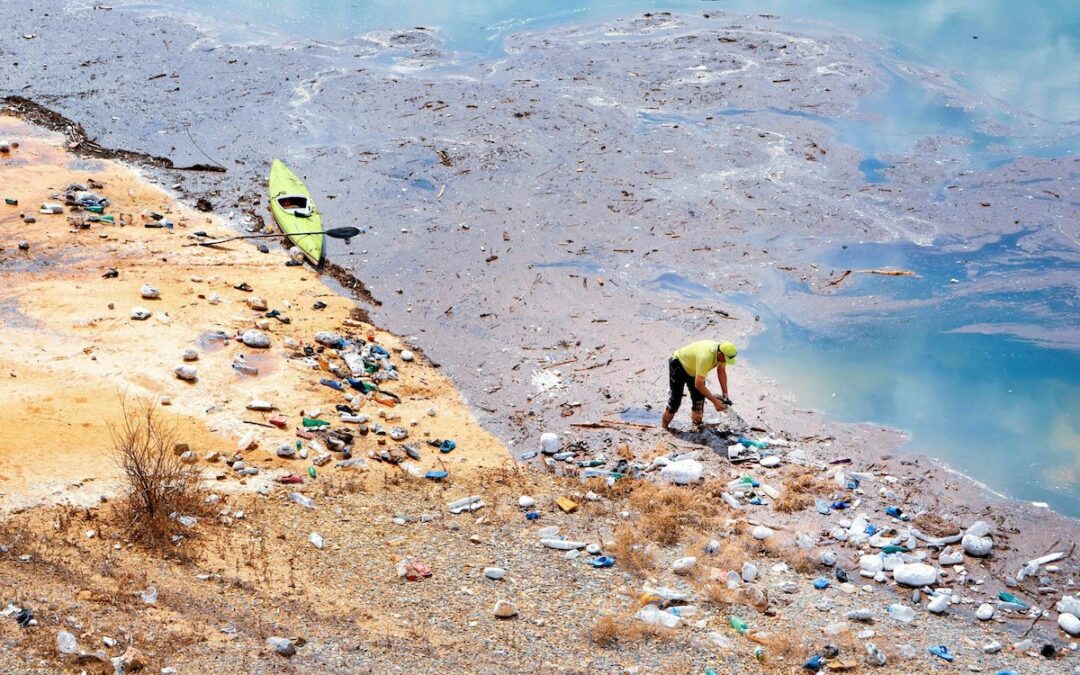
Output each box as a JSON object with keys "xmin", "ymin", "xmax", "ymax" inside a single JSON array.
[
  {"xmin": 760, "ymin": 537, "xmax": 818, "ymax": 574},
  {"xmin": 703, "ymin": 582, "xmax": 768, "ymax": 614},
  {"xmin": 912, "ymin": 512, "xmax": 960, "ymax": 537},
  {"xmin": 609, "ymin": 525, "xmax": 656, "ymax": 575},
  {"xmin": 628, "ymin": 481, "xmax": 718, "ymax": 546},
  {"xmin": 588, "ymin": 613, "xmax": 671, "ymax": 647},
  {"xmin": 759, "ymin": 628, "xmax": 807, "ymax": 668},
  {"xmin": 710, "ymin": 535, "xmax": 751, "ymax": 572},
  {"xmin": 774, "ymin": 468, "xmax": 830, "ymax": 513},
  {"xmin": 109, "ymin": 396, "xmax": 203, "ymax": 547}
]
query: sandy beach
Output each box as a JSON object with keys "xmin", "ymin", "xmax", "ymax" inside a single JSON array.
[{"xmin": 2, "ymin": 106, "xmax": 1080, "ymax": 673}]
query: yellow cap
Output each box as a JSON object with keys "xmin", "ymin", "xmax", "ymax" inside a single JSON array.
[{"xmin": 719, "ymin": 341, "xmax": 737, "ymax": 365}]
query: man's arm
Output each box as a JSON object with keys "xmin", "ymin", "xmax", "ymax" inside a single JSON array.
[
  {"xmin": 694, "ymin": 375, "xmax": 725, "ymax": 410},
  {"xmin": 717, "ymin": 366, "xmax": 729, "ymax": 400}
]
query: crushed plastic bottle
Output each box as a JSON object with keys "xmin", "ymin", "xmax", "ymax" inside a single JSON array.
[{"xmin": 288, "ymin": 492, "xmax": 315, "ymax": 509}]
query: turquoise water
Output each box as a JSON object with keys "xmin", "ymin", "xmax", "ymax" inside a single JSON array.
[
  {"xmin": 746, "ymin": 233, "xmax": 1080, "ymax": 515},
  {"xmin": 133, "ymin": 1, "xmax": 1080, "ymax": 512},
  {"xmin": 155, "ymin": 0, "xmax": 1079, "ymax": 123}
]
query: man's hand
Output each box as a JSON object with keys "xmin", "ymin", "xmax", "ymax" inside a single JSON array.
[
  {"xmin": 713, "ymin": 399, "xmax": 727, "ymax": 412},
  {"xmin": 721, "ymin": 396, "xmax": 733, "ymax": 406}
]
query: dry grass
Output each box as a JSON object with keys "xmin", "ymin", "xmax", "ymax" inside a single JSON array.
[
  {"xmin": 589, "ymin": 613, "xmax": 671, "ymax": 647},
  {"xmin": 709, "ymin": 535, "xmax": 751, "ymax": 572},
  {"xmin": 773, "ymin": 468, "xmax": 829, "ymax": 513},
  {"xmin": 702, "ymin": 582, "xmax": 769, "ymax": 614},
  {"xmin": 760, "ymin": 537, "xmax": 818, "ymax": 574},
  {"xmin": 628, "ymin": 481, "xmax": 719, "ymax": 546},
  {"xmin": 758, "ymin": 628, "xmax": 808, "ymax": 669},
  {"xmin": 109, "ymin": 396, "xmax": 204, "ymax": 548},
  {"xmin": 608, "ymin": 525, "xmax": 656, "ymax": 575}
]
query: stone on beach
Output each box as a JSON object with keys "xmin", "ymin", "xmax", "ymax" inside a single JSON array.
[
  {"xmin": 892, "ymin": 563, "xmax": 937, "ymax": 587},
  {"xmin": 241, "ymin": 329, "xmax": 271, "ymax": 348},
  {"xmin": 751, "ymin": 525, "xmax": 773, "ymax": 540},
  {"xmin": 1059, "ymin": 612, "xmax": 1080, "ymax": 636},
  {"xmin": 140, "ymin": 283, "xmax": 160, "ymax": 299},
  {"xmin": 131, "ymin": 307, "xmax": 151, "ymax": 320},
  {"xmin": 961, "ymin": 533, "xmax": 993, "ymax": 557},
  {"xmin": 174, "ymin": 365, "xmax": 197, "ymax": 381},
  {"xmin": 493, "ymin": 600, "xmax": 518, "ymax": 619}
]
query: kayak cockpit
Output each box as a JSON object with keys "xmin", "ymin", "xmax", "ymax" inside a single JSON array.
[{"xmin": 276, "ymin": 194, "xmax": 313, "ymax": 218}]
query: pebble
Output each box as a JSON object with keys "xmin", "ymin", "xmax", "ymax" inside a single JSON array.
[
  {"xmin": 751, "ymin": 525, "xmax": 773, "ymax": 540},
  {"xmin": 1060, "ymin": 613, "xmax": 1080, "ymax": 636},
  {"xmin": 820, "ymin": 550, "xmax": 837, "ymax": 567},
  {"xmin": 309, "ymin": 532, "xmax": 324, "ymax": 549},
  {"xmin": 540, "ymin": 432, "xmax": 559, "ymax": 454},
  {"xmin": 241, "ymin": 329, "xmax": 271, "ymax": 348},
  {"xmin": 965, "ymin": 520, "xmax": 992, "ymax": 538},
  {"xmin": 859, "ymin": 555, "xmax": 884, "ymax": 574},
  {"xmin": 246, "ymin": 296, "xmax": 268, "ymax": 311},
  {"xmin": 741, "ymin": 562, "xmax": 758, "ymax": 583},
  {"xmin": 586, "ymin": 544, "xmax": 601, "ymax": 555},
  {"xmin": 939, "ymin": 549, "xmax": 964, "ymax": 566},
  {"xmin": 846, "ymin": 609, "xmax": 873, "ymax": 622},
  {"xmin": 518, "ymin": 495, "xmax": 535, "ymax": 509},
  {"xmin": 57, "ymin": 630, "xmax": 78, "ymax": 655},
  {"xmin": 484, "ymin": 567, "xmax": 505, "ymax": 580},
  {"xmin": 759, "ymin": 455, "xmax": 781, "ymax": 468},
  {"xmin": 961, "ymin": 533, "xmax": 993, "ymax": 557},
  {"xmin": 893, "ymin": 563, "xmax": 937, "ymax": 587},
  {"xmin": 982, "ymin": 641, "xmax": 1002, "ymax": 654},
  {"xmin": 266, "ymin": 636, "xmax": 295, "ymax": 656},
  {"xmin": 975, "ymin": 603, "xmax": 994, "ymax": 621},
  {"xmin": 140, "ymin": 284, "xmax": 160, "ymax": 299},
  {"xmin": 174, "ymin": 365, "xmax": 197, "ymax": 381},
  {"xmin": 672, "ymin": 557, "xmax": 697, "ymax": 575},
  {"xmin": 400, "ymin": 349, "xmax": 415, "ymax": 362},
  {"xmin": 314, "ymin": 331, "xmax": 344, "ymax": 347},
  {"xmin": 493, "ymin": 600, "xmax": 518, "ymax": 619},
  {"xmin": 131, "ymin": 307, "xmax": 151, "ymax": 320},
  {"xmin": 182, "ymin": 348, "xmax": 198, "ymax": 362}
]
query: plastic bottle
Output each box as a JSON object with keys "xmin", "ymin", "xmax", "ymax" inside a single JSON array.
[
  {"xmin": 288, "ymin": 492, "xmax": 315, "ymax": 509},
  {"xmin": 887, "ymin": 604, "xmax": 915, "ymax": 623},
  {"xmin": 737, "ymin": 437, "xmax": 768, "ymax": 449},
  {"xmin": 637, "ymin": 605, "xmax": 681, "ymax": 628},
  {"xmin": 232, "ymin": 358, "xmax": 258, "ymax": 376},
  {"xmin": 729, "ymin": 616, "xmax": 749, "ymax": 634}
]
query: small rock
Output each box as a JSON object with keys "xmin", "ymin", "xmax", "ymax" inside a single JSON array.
[
  {"xmin": 741, "ymin": 562, "xmax": 758, "ymax": 582},
  {"xmin": 820, "ymin": 550, "xmax": 838, "ymax": 567},
  {"xmin": 400, "ymin": 349, "xmax": 415, "ymax": 362},
  {"xmin": 518, "ymin": 496, "xmax": 536, "ymax": 509},
  {"xmin": 975, "ymin": 603, "xmax": 994, "ymax": 621},
  {"xmin": 266, "ymin": 636, "xmax": 295, "ymax": 657},
  {"xmin": 484, "ymin": 567, "xmax": 505, "ymax": 580},
  {"xmin": 586, "ymin": 543, "xmax": 602, "ymax": 555},
  {"xmin": 493, "ymin": 600, "xmax": 518, "ymax": 619},
  {"xmin": 965, "ymin": 520, "xmax": 992, "ymax": 537},
  {"xmin": 1059, "ymin": 612, "xmax": 1080, "ymax": 636},
  {"xmin": 246, "ymin": 296, "xmax": 268, "ymax": 311},
  {"xmin": 983, "ymin": 641, "xmax": 1002, "ymax": 654},
  {"xmin": 962, "ymin": 533, "xmax": 993, "ymax": 557},
  {"xmin": 57, "ymin": 630, "xmax": 78, "ymax": 655},
  {"xmin": 247, "ymin": 400, "xmax": 274, "ymax": 411},
  {"xmin": 309, "ymin": 532, "xmax": 324, "ymax": 549},
  {"xmin": 131, "ymin": 307, "xmax": 151, "ymax": 321},
  {"xmin": 759, "ymin": 455, "xmax": 781, "ymax": 468},
  {"xmin": 540, "ymin": 432, "xmax": 559, "ymax": 454},
  {"xmin": 751, "ymin": 526, "xmax": 773, "ymax": 540},
  {"xmin": 241, "ymin": 330, "xmax": 271, "ymax": 348},
  {"xmin": 182, "ymin": 348, "xmax": 198, "ymax": 362},
  {"xmin": 174, "ymin": 365, "xmax": 197, "ymax": 381},
  {"xmin": 140, "ymin": 284, "xmax": 160, "ymax": 299},
  {"xmin": 313, "ymin": 331, "xmax": 344, "ymax": 347},
  {"xmin": 893, "ymin": 563, "xmax": 937, "ymax": 587}
]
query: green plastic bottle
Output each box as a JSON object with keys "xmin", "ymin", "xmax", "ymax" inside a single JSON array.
[
  {"xmin": 302, "ymin": 417, "xmax": 329, "ymax": 428},
  {"xmin": 729, "ymin": 616, "xmax": 749, "ymax": 634}
]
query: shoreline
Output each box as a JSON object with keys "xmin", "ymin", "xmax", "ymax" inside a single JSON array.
[{"xmin": 2, "ymin": 107, "xmax": 1079, "ymax": 673}]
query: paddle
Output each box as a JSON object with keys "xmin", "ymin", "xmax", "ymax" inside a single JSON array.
[{"xmin": 186, "ymin": 226, "xmax": 361, "ymax": 247}]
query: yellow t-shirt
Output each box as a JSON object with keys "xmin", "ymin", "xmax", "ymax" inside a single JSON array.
[{"xmin": 673, "ymin": 340, "xmax": 720, "ymax": 377}]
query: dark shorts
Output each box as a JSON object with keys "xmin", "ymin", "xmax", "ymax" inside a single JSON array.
[{"xmin": 666, "ymin": 357, "xmax": 704, "ymax": 414}]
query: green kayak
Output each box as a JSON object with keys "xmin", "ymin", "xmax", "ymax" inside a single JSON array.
[{"xmin": 268, "ymin": 159, "xmax": 323, "ymax": 265}]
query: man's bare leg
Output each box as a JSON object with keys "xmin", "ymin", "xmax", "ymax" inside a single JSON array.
[
  {"xmin": 690, "ymin": 411, "xmax": 703, "ymax": 426},
  {"xmin": 661, "ymin": 408, "xmax": 674, "ymax": 430}
]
